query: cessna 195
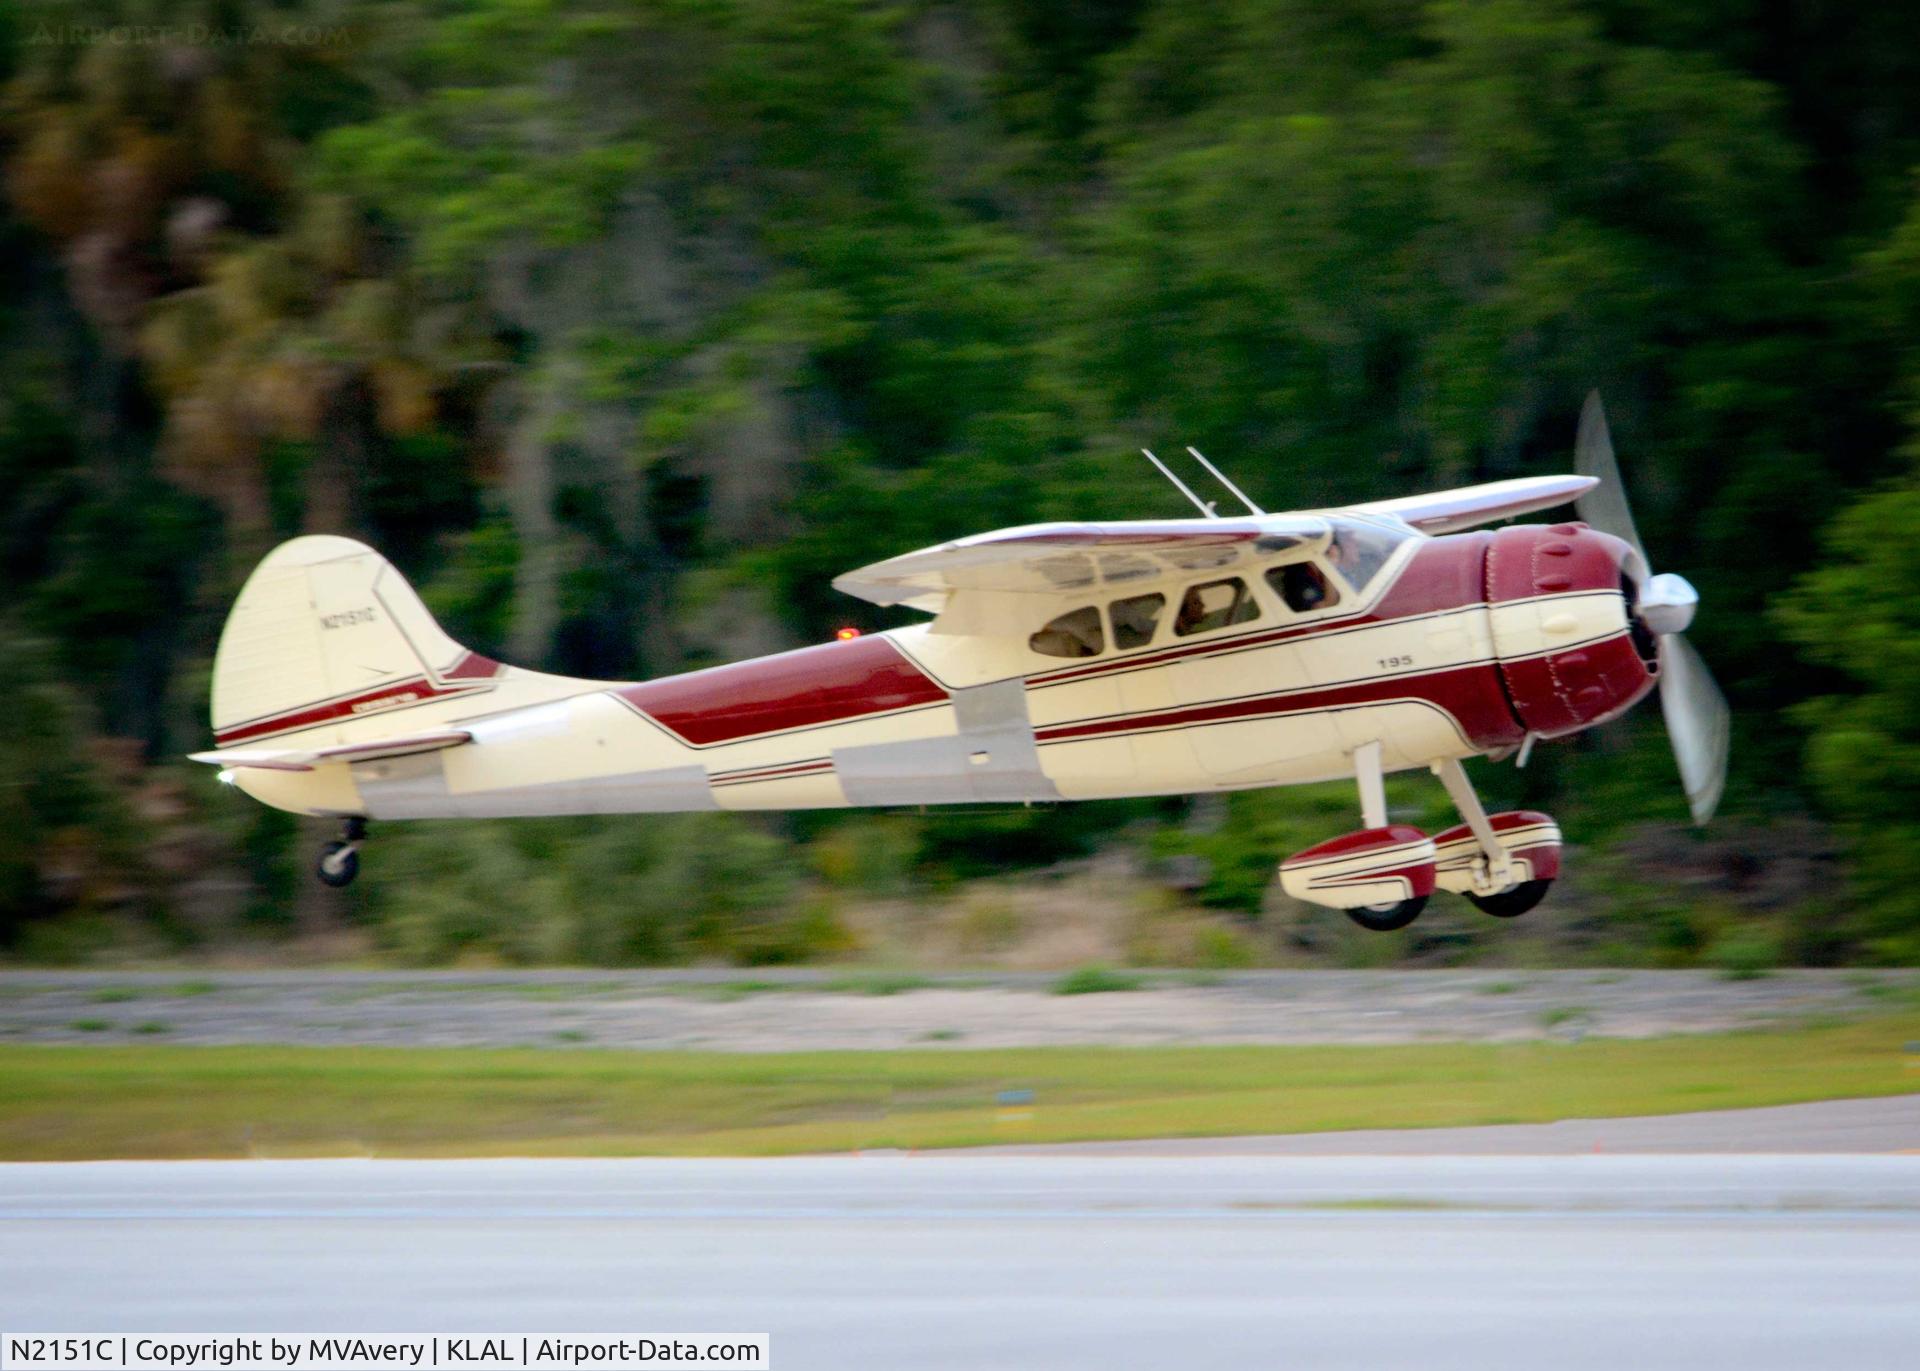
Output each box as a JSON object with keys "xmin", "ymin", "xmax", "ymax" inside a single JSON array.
[{"xmin": 194, "ymin": 394, "xmax": 1727, "ymax": 931}]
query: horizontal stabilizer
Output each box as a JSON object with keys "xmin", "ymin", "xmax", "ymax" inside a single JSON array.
[{"xmin": 190, "ymin": 728, "xmax": 472, "ymax": 774}]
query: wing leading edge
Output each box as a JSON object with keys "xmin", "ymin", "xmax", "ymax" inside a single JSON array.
[{"xmin": 1344, "ymin": 474, "xmax": 1597, "ymax": 535}]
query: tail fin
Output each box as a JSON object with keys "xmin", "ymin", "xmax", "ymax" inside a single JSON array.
[{"xmin": 209, "ymin": 536, "xmax": 531, "ymax": 751}]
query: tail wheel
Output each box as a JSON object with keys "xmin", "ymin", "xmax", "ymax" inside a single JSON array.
[
  {"xmin": 316, "ymin": 840, "xmax": 360, "ymax": 888},
  {"xmin": 1343, "ymin": 895, "xmax": 1428, "ymax": 932},
  {"xmin": 1466, "ymin": 879, "xmax": 1552, "ymax": 918}
]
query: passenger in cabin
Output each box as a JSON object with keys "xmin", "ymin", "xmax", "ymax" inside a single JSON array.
[
  {"xmin": 1175, "ymin": 585, "xmax": 1211, "ymax": 635},
  {"xmin": 1272, "ymin": 561, "xmax": 1334, "ymax": 613},
  {"xmin": 1029, "ymin": 605, "xmax": 1105, "ymax": 658},
  {"xmin": 1109, "ymin": 592, "xmax": 1165, "ymax": 650}
]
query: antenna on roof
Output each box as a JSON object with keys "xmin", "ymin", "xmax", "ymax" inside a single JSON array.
[
  {"xmin": 1142, "ymin": 448, "xmax": 1218, "ymax": 519},
  {"xmin": 1185, "ymin": 446, "xmax": 1265, "ymax": 516}
]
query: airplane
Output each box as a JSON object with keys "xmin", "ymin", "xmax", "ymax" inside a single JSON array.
[{"xmin": 192, "ymin": 393, "xmax": 1728, "ymax": 931}]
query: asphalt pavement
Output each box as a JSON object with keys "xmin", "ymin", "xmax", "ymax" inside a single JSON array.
[{"xmin": 4, "ymin": 1152, "xmax": 1918, "ymax": 1371}]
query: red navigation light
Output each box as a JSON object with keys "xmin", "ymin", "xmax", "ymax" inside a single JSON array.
[{"xmin": 835, "ymin": 626, "xmax": 862, "ymax": 641}]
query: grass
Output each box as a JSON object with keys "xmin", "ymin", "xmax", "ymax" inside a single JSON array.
[
  {"xmin": 818, "ymin": 972, "xmax": 938, "ymax": 996},
  {"xmin": 1538, "ymin": 1005, "xmax": 1592, "ymax": 1030},
  {"xmin": 1052, "ymin": 965, "xmax": 1145, "ymax": 995},
  {"xmin": 0, "ymin": 1013, "xmax": 1914, "ymax": 1160}
]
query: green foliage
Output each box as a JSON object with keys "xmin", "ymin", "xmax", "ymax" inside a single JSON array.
[
  {"xmin": 0, "ymin": 630, "xmax": 147, "ymax": 944},
  {"xmin": 1708, "ymin": 928, "xmax": 1781, "ymax": 981},
  {"xmin": 361, "ymin": 814, "xmax": 811, "ymax": 966},
  {"xmin": 1776, "ymin": 468, "xmax": 1920, "ymax": 961},
  {"xmin": 1052, "ymin": 964, "xmax": 1145, "ymax": 995},
  {"xmin": 421, "ymin": 513, "xmax": 521, "ymax": 660},
  {"xmin": 3, "ymin": 0, "xmax": 1920, "ymax": 963}
]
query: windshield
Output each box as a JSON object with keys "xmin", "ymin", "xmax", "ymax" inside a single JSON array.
[{"xmin": 1324, "ymin": 518, "xmax": 1414, "ymax": 593}]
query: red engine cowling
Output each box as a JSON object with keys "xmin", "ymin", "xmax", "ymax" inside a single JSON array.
[{"xmin": 1484, "ymin": 524, "xmax": 1657, "ymax": 740}]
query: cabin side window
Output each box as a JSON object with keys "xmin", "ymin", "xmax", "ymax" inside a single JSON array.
[
  {"xmin": 1267, "ymin": 561, "xmax": 1341, "ymax": 614},
  {"xmin": 1029, "ymin": 605, "xmax": 1105, "ymax": 658},
  {"xmin": 1173, "ymin": 577, "xmax": 1260, "ymax": 637},
  {"xmin": 1108, "ymin": 592, "xmax": 1166, "ymax": 650}
]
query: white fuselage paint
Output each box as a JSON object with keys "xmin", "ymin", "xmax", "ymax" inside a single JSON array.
[{"xmin": 233, "ymin": 549, "xmax": 1632, "ymax": 822}]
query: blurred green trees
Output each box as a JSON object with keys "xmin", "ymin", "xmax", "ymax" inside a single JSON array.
[
  {"xmin": 2, "ymin": 0, "xmax": 1918, "ymax": 963},
  {"xmin": 1778, "ymin": 469, "xmax": 1920, "ymax": 961}
]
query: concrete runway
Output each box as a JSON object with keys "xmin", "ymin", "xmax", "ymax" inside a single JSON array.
[{"xmin": 5, "ymin": 1154, "xmax": 1919, "ymax": 1370}]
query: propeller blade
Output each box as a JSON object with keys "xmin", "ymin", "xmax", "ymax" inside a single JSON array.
[
  {"xmin": 1573, "ymin": 390, "xmax": 1649, "ymax": 569},
  {"xmin": 1569, "ymin": 391, "xmax": 1727, "ymax": 822},
  {"xmin": 1658, "ymin": 634, "xmax": 1730, "ymax": 825}
]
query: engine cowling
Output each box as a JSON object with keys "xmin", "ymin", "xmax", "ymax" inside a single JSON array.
[{"xmin": 1484, "ymin": 523, "xmax": 1657, "ymax": 740}]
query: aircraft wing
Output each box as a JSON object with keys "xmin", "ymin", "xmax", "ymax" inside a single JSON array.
[
  {"xmin": 1341, "ymin": 475, "xmax": 1596, "ymax": 535},
  {"xmin": 189, "ymin": 727, "xmax": 473, "ymax": 773},
  {"xmin": 833, "ymin": 516, "xmax": 1328, "ymax": 611},
  {"xmin": 834, "ymin": 476, "xmax": 1594, "ymax": 611}
]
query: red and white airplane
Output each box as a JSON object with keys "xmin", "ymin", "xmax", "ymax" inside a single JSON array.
[{"xmin": 194, "ymin": 394, "xmax": 1726, "ymax": 930}]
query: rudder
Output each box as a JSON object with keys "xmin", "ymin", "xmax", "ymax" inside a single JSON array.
[{"xmin": 210, "ymin": 536, "xmax": 505, "ymax": 750}]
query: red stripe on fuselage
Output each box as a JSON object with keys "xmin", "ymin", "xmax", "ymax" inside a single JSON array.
[
  {"xmin": 213, "ymin": 678, "xmax": 488, "ymax": 746},
  {"xmin": 615, "ymin": 634, "xmax": 949, "ymax": 748},
  {"xmin": 708, "ymin": 759, "xmax": 836, "ymax": 788},
  {"xmin": 1034, "ymin": 656, "xmax": 1531, "ymax": 752}
]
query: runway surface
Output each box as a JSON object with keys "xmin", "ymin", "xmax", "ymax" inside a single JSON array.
[{"xmin": 5, "ymin": 1153, "xmax": 1919, "ymax": 1370}]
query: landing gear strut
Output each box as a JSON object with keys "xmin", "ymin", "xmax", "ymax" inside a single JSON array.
[
  {"xmin": 1430, "ymin": 757, "xmax": 1559, "ymax": 917},
  {"xmin": 316, "ymin": 816, "xmax": 367, "ymax": 888},
  {"xmin": 1432, "ymin": 757, "xmax": 1514, "ymax": 895},
  {"xmin": 1278, "ymin": 747, "xmax": 1559, "ymax": 931},
  {"xmin": 1338, "ymin": 741, "xmax": 1430, "ymax": 932}
]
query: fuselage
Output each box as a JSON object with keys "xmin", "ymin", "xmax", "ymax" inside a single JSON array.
[{"xmin": 228, "ymin": 520, "xmax": 1657, "ymax": 820}]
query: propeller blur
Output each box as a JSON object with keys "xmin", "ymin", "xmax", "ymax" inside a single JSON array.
[{"xmin": 1575, "ymin": 391, "xmax": 1730, "ymax": 823}]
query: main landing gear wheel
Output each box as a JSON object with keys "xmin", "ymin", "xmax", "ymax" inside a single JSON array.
[
  {"xmin": 316, "ymin": 817, "xmax": 367, "ymax": 888},
  {"xmin": 1466, "ymin": 879, "xmax": 1552, "ymax": 919},
  {"xmin": 1344, "ymin": 895, "xmax": 1428, "ymax": 932}
]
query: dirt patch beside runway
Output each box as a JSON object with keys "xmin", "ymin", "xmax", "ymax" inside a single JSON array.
[{"xmin": 0, "ymin": 968, "xmax": 1913, "ymax": 1050}]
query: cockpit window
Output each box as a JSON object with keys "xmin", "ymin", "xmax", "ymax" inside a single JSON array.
[
  {"xmin": 1267, "ymin": 561, "xmax": 1340, "ymax": 614},
  {"xmin": 1029, "ymin": 605, "xmax": 1104, "ymax": 658},
  {"xmin": 1109, "ymin": 592, "xmax": 1165, "ymax": 650},
  {"xmin": 1174, "ymin": 577, "xmax": 1260, "ymax": 637},
  {"xmin": 1325, "ymin": 518, "xmax": 1412, "ymax": 592}
]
